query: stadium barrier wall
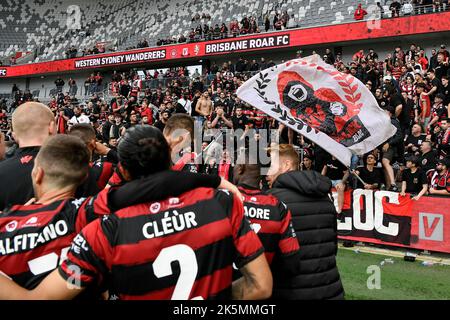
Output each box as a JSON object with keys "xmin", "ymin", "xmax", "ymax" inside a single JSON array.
[
  {"xmin": 335, "ymin": 190, "xmax": 450, "ymax": 254},
  {"xmin": 1, "ymin": 11, "xmax": 450, "ymax": 78}
]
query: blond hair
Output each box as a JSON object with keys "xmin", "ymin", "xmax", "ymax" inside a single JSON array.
[{"xmin": 267, "ymin": 144, "xmax": 299, "ymax": 170}]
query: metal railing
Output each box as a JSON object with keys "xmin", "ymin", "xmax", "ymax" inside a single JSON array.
[{"xmin": 2, "ymin": 4, "xmax": 448, "ymax": 66}]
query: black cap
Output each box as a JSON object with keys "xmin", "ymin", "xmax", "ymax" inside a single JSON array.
[
  {"xmin": 435, "ymin": 93, "xmax": 445, "ymax": 101},
  {"xmin": 438, "ymin": 157, "xmax": 450, "ymax": 168}
]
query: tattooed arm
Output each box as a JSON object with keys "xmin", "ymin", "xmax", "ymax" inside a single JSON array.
[{"xmin": 232, "ymin": 254, "xmax": 272, "ymax": 300}]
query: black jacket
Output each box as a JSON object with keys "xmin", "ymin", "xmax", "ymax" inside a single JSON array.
[
  {"xmin": 268, "ymin": 170, "xmax": 345, "ymax": 300},
  {"xmin": 0, "ymin": 146, "xmax": 39, "ymax": 211}
]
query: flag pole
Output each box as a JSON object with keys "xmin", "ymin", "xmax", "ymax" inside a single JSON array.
[{"xmin": 349, "ymin": 168, "xmax": 367, "ymax": 186}]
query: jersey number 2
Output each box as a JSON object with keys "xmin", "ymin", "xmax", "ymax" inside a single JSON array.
[
  {"xmin": 28, "ymin": 247, "xmax": 70, "ymax": 276},
  {"xmin": 153, "ymin": 244, "xmax": 203, "ymax": 300}
]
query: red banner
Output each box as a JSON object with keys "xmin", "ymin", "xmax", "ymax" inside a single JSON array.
[
  {"xmin": 336, "ymin": 190, "xmax": 450, "ymax": 253},
  {"xmin": 1, "ymin": 11, "xmax": 449, "ymax": 78}
]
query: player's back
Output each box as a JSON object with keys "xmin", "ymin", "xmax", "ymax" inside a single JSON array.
[
  {"xmin": 61, "ymin": 187, "xmax": 263, "ymax": 300},
  {"xmin": 0, "ymin": 200, "xmax": 83, "ymax": 289},
  {"xmin": 238, "ymin": 186, "xmax": 300, "ymax": 272}
]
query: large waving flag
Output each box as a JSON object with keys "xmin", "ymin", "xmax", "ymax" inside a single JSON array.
[{"xmin": 236, "ymin": 54, "xmax": 397, "ymax": 167}]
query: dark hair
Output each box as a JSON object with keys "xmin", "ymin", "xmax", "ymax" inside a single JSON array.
[
  {"xmin": 363, "ymin": 152, "xmax": 376, "ymax": 164},
  {"xmin": 406, "ymin": 155, "xmax": 419, "ymax": 166},
  {"xmin": 36, "ymin": 135, "xmax": 90, "ymax": 188},
  {"xmin": 381, "ymin": 85, "xmax": 392, "ymax": 97},
  {"xmin": 68, "ymin": 123, "xmax": 96, "ymax": 145},
  {"xmin": 118, "ymin": 125, "xmax": 171, "ymax": 179},
  {"xmin": 438, "ymin": 157, "xmax": 450, "ymax": 168},
  {"xmin": 416, "ymin": 82, "xmax": 426, "ymax": 90}
]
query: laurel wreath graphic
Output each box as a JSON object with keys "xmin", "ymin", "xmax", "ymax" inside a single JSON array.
[
  {"xmin": 318, "ymin": 66, "xmax": 363, "ymax": 109},
  {"xmin": 286, "ymin": 60, "xmax": 363, "ymax": 108},
  {"xmin": 253, "ymin": 70, "xmax": 317, "ymax": 134}
]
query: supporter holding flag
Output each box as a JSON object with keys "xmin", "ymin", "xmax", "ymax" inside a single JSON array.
[
  {"xmin": 237, "ymin": 54, "xmax": 396, "ymax": 168},
  {"xmin": 0, "ymin": 125, "xmax": 272, "ymax": 300},
  {"xmin": 353, "ymin": 153, "xmax": 383, "ymax": 190}
]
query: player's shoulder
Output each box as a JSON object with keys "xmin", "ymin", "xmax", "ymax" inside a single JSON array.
[
  {"xmin": 180, "ymin": 187, "xmax": 237, "ymax": 211},
  {"xmin": 114, "ymin": 187, "xmax": 219, "ymax": 219},
  {"xmin": 0, "ymin": 200, "xmax": 70, "ymax": 226},
  {"xmin": 0, "ymin": 155, "xmax": 20, "ymax": 171},
  {"xmin": 240, "ymin": 187, "xmax": 280, "ymax": 206},
  {"xmin": 181, "ymin": 187, "xmax": 220, "ymax": 205}
]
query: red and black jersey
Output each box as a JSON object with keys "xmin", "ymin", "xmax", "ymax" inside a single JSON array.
[
  {"xmin": 429, "ymin": 170, "xmax": 450, "ymax": 193},
  {"xmin": 107, "ymin": 163, "xmax": 126, "ymax": 187},
  {"xmin": 241, "ymin": 108, "xmax": 254, "ymax": 128},
  {"xmin": 59, "ymin": 188, "xmax": 264, "ymax": 300},
  {"xmin": 172, "ymin": 152, "xmax": 199, "ymax": 173},
  {"xmin": 237, "ymin": 186, "xmax": 300, "ymax": 274},
  {"xmin": 252, "ymin": 109, "xmax": 269, "ymax": 129},
  {"xmin": 76, "ymin": 160, "xmax": 115, "ymax": 198},
  {"xmin": 0, "ymin": 191, "xmax": 110, "ymax": 290},
  {"xmin": 129, "ymin": 87, "xmax": 140, "ymax": 98}
]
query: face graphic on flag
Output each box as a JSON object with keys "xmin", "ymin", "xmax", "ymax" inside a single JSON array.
[
  {"xmin": 278, "ymin": 71, "xmax": 370, "ymax": 147},
  {"xmin": 236, "ymin": 55, "xmax": 397, "ymax": 167}
]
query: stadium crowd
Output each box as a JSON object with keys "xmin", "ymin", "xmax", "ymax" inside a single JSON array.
[
  {"xmin": 2, "ymin": 44, "xmax": 450, "ymax": 196},
  {"xmin": 354, "ymin": 1, "xmax": 449, "ymax": 21},
  {"xmin": 0, "ymin": 41, "xmax": 449, "ymax": 300}
]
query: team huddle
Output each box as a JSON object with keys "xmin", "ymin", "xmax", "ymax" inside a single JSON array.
[{"xmin": 0, "ymin": 101, "xmax": 343, "ymax": 300}]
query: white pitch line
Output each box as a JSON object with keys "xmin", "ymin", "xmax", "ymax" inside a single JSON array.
[{"xmin": 338, "ymin": 244, "xmax": 450, "ymax": 266}]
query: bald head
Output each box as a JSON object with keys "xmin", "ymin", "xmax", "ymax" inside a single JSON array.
[{"xmin": 12, "ymin": 102, "xmax": 55, "ymax": 147}]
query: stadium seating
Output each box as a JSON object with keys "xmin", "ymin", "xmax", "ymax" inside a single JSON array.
[{"xmin": 0, "ymin": 0, "xmax": 400, "ymax": 64}]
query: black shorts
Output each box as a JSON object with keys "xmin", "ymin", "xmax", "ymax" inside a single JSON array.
[{"xmin": 382, "ymin": 146, "xmax": 395, "ymax": 162}]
